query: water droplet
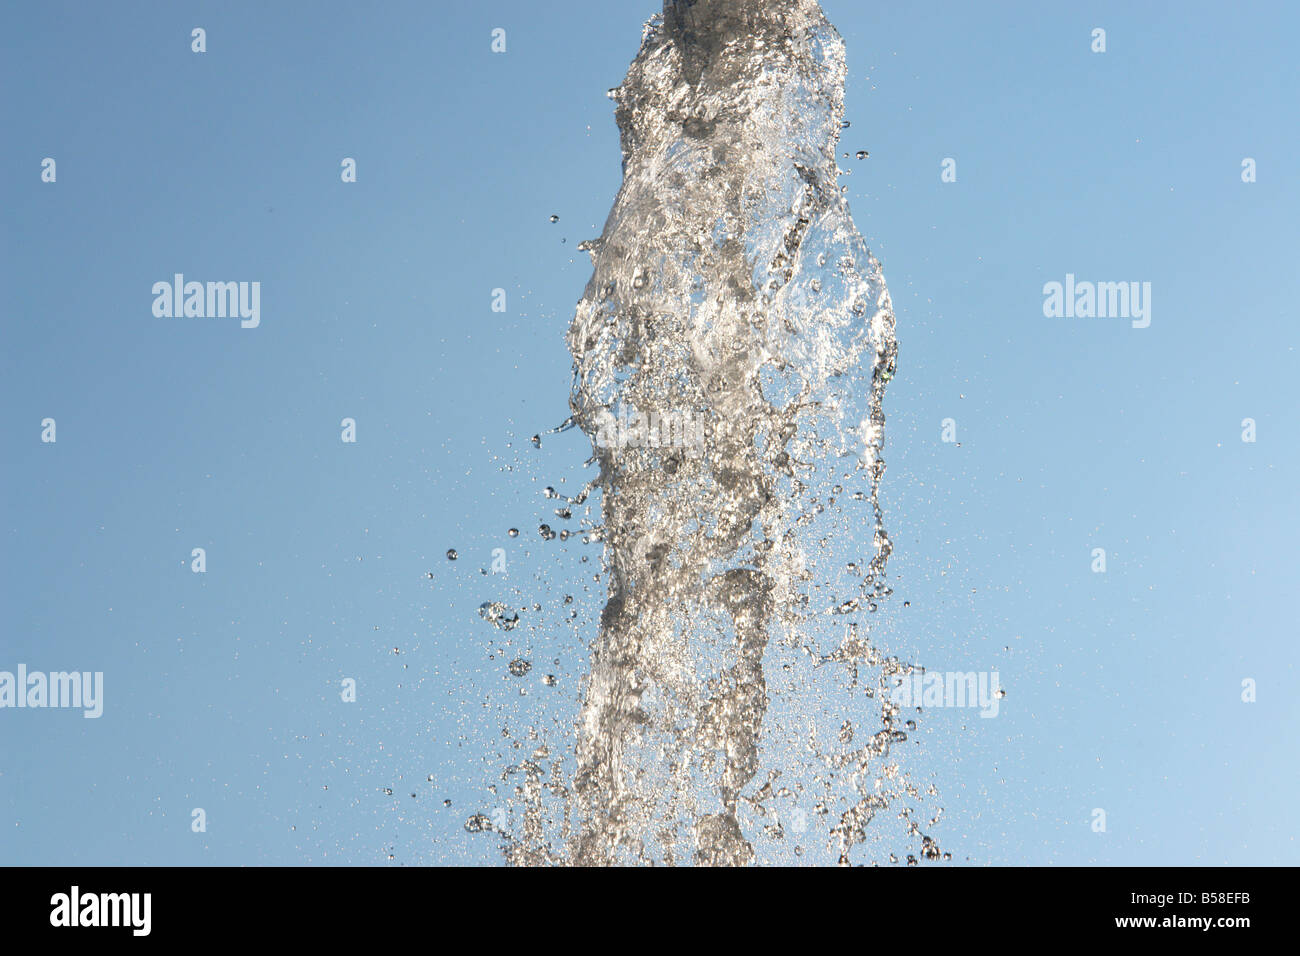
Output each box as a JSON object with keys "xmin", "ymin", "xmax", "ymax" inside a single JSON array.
[
  {"xmin": 446, "ymin": 548, "xmax": 458, "ymax": 560},
  {"xmin": 479, "ymin": 601, "xmax": 519, "ymax": 631}
]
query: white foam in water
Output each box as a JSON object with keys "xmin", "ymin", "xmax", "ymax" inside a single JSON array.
[{"xmin": 481, "ymin": 0, "xmax": 943, "ymax": 867}]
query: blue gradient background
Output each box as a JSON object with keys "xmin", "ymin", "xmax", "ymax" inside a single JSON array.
[{"xmin": 2, "ymin": 0, "xmax": 1296, "ymax": 865}]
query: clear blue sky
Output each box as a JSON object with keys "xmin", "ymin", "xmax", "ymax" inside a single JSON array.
[{"xmin": 2, "ymin": 0, "xmax": 1296, "ymax": 865}]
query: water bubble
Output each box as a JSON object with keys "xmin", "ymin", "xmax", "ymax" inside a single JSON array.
[
  {"xmin": 446, "ymin": 549, "xmax": 458, "ymax": 560},
  {"xmin": 856, "ymin": 150, "xmax": 869, "ymax": 159},
  {"xmin": 549, "ymin": 214, "xmax": 559, "ymax": 223}
]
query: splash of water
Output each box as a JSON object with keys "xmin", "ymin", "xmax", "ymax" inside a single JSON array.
[{"xmin": 484, "ymin": 0, "xmax": 939, "ymax": 866}]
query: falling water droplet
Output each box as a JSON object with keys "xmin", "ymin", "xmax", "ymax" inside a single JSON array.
[{"xmin": 478, "ymin": 601, "xmax": 519, "ymax": 631}]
